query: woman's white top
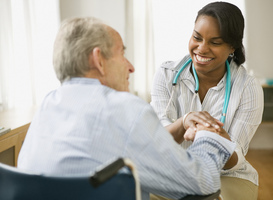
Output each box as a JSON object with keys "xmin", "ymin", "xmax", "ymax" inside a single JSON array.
[{"xmin": 151, "ymin": 55, "xmax": 264, "ymax": 185}]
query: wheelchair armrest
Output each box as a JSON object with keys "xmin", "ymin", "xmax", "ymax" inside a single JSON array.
[{"xmin": 90, "ymin": 158, "xmax": 126, "ymax": 187}]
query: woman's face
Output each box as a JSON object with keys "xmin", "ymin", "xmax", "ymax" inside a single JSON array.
[{"xmin": 188, "ymin": 15, "xmax": 234, "ymax": 77}]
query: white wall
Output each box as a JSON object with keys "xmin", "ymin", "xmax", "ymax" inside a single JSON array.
[
  {"xmin": 58, "ymin": 0, "xmax": 273, "ymax": 86},
  {"xmin": 244, "ymin": 0, "xmax": 273, "ymax": 149},
  {"xmin": 245, "ymin": 0, "xmax": 273, "ymax": 82},
  {"xmin": 59, "ymin": 0, "xmax": 126, "ymax": 40}
]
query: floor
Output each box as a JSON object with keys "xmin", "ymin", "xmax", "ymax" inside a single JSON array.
[{"xmin": 246, "ymin": 149, "xmax": 273, "ymax": 200}]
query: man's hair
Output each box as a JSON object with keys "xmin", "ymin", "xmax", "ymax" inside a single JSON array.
[
  {"xmin": 196, "ymin": 2, "xmax": 245, "ymax": 65},
  {"xmin": 53, "ymin": 17, "xmax": 113, "ymax": 83}
]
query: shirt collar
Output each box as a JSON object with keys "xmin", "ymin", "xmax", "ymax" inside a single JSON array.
[{"xmin": 63, "ymin": 77, "xmax": 101, "ymax": 86}]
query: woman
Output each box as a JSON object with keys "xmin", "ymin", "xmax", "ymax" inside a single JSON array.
[{"xmin": 151, "ymin": 2, "xmax": 263, "ymax": 200}]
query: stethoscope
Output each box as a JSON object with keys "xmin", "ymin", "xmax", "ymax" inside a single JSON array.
[{"xmin": 165, "ymin": 58, "xmax": 231, "ymax": 124}]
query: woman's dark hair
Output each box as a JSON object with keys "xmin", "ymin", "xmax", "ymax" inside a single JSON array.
[{"xmin": 196, "ymin": 1, "xmax": 245, "ymax": 65}]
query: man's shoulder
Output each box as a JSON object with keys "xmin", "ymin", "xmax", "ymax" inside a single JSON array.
[
  {"xmin": 108, "ymin": 90, "xmax": 148, "ymax": 107},
  {"xmin": 105, "ymin": 90, "xmax": 156, "ymax": 126}
]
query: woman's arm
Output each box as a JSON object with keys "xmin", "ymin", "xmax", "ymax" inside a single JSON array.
[
  {"xmin": 165, "ymin": 118, "xmax": 186, "ymax": 143},
  {"xmin": 223, "ymin": 78, "xmax": 264, "ymax": 171}
]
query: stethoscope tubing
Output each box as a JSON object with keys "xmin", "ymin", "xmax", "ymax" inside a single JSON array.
[
  {"xmin": 170, "ymin": 58, "xmax": 231, "ymax": 124},
  {"xmin": 220, "ymin": 60, "xmax": 231, "ymax": 123}
]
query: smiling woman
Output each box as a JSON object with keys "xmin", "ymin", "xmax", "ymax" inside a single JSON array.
[
  {"xmin": 0, "ymin": 0, "xmax": 60, "ymax": 111},
  {"xmin": 150, "ymin": 2, "xmax": 263, "ymax": 200}
]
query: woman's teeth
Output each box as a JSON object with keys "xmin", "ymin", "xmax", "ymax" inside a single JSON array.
[{"xmin": 196, "ymin": 55, "xmax": 213, "ymax": 62}]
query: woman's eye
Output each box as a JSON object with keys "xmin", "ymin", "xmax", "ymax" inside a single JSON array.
[
  {"xmin": 193, "ymin": 36, "xmax": 201, "ymax": 41},
  {"xmin": 211, "ymin": 42, "xmax": 222, "ymax": 45}
]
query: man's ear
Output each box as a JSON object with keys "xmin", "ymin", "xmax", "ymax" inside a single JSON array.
[{"xmin": 89, "ymin": 47, "xmax": 105, "ymax": 75}]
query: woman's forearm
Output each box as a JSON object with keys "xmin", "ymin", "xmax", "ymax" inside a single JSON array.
[{"xmin": 165, "ymin": 118, "xmax": 186, "ymax": 144}]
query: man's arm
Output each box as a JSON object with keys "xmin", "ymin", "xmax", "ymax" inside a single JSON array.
[
  {"xmin": 184, "ymin": 123, "xmax": 238, "ymax": 169},
  {"xmin": 124, "ymin": 103, "xmax": 236, "ymax": 199}
]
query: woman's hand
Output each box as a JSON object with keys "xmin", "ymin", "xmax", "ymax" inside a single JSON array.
[
  {"xmin": 183, "ymin": 111, "xmax": 223, "ymax": 131},
  {"xmin": 167, "ymin": 111, "xmax": 226, "ymax": 144},
  {"xmin": 184, "ymin": 123, "xmax": 231, "ymax": 141},
  {"xmin": 184, "ymin": 123, "xmax": 219, "ymax": 141}
]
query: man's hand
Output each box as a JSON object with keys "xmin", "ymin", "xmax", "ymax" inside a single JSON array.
[{"xmin": 184, "ymin": 123, "xmax": 236, "ymax": 169}]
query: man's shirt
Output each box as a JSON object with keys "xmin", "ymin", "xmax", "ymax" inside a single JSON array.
[{"xmin": 18, "ymin": 77, "xmax": 235, "ymax": 200}]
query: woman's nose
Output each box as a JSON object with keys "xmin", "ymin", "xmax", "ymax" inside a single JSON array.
[{"xmin": 198, "ymin": 42, "xmax": 209, "ymax": 53}]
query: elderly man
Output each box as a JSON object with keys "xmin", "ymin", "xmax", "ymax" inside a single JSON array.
[{"xmin": 18, "ymin": 17, "xmax": 235, "ymax": 200}]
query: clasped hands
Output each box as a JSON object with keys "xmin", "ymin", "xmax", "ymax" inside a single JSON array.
[{"xmin": 183, "ymin": 111, "xmax": 231, "ymax": 142}]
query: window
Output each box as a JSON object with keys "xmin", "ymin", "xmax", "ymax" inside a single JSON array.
[{"xmin": 0, "ymin": 0, "xmax": 60, "ymax": 110}]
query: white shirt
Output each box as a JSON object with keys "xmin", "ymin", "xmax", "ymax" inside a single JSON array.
[
  {"xmin": 151, "ymin": 55, "xmax": 264, "ymax": 185},
  {"xmin": 18, "ymin": 77, "xmax": 236, "ymax": 200}
]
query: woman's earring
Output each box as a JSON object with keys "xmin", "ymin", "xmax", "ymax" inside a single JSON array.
[{"xmin": 229, "ymin": 52, "xmax": 234, "ymax": 58}]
